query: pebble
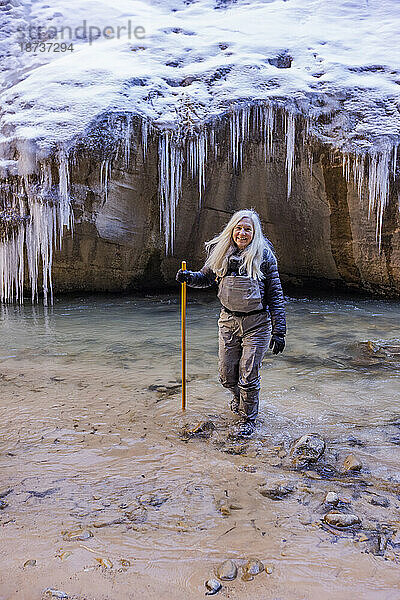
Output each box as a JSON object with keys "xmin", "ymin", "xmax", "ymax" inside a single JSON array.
[
  {"xmin": 56, "ymin": 551, "xmax": 72, "ymax": 561},
  {"xmin": 182, "ymin": 421, "xmax": 215, "ymax": 440},
  {"xmin": 343, "ymin": 454, "xmax": 362, "ymax": 472},
  {"xmin": 290, "ymin": 434, "xmax": 325, "ymax": 466},
  {"xmin": 219, "ymin": 503, "xmax": 231, "ymax": 516},
  {"xmin": 216, "ymin": 559, "xmax": 237, "ymax": 581},
  {"xmin": 216, "ymin": 497, "xmax": 242, "ymax": 516},
  {"xmin": 43, "ymin": 590, "xmax": 68, "ymax": 599},
  {"xmin": 138, "ymin": 493, "xmax": 169, "ymax": 507},
  {"xmin": 346, "ymin": 435, "xmax": 364, "ymax": 447},
  {"xmin": 228, "ymin": 501, "xmax": 243, "ymax": 510},
  {"xmin": 259, "ymin": 482, "xmax": 295, "ymax": 500},
  {"xmin": 323, "ymin": 512, "xmax": 361, "ymax": 528},
  {"xmin": 95, "ymin": 557, "xmax": 113, "ymax": 568},
  {"xmin": 369, "ymin": 496, "xmax": 390, "ymax": 507},
  {"xmin": 23, "ymin": 559, "xmax": 36, "ymax": 567},
  {"xmin": 0, "ymin": 499, "xmax": 8, "ymax": 510},
  {"xmin": 62, "ymin": 529, "xmax": 93, "ymax": 541},
  {"xmin": 243, "ymin": 558, "xmax": 264, "ymax": 575},
  {"xmin": 366, "ymin": 534, "xmax": 387, "ymax": 556},
  {"xmin": 205, "ymin": 579, "xmax": 222, "ymax": 595},
  {"xmin": 222, "ymin": 443, "xmax": 249, "ymax": 455},
  {"xmin": 305, "ymin": 471, "xmax": 322, "ymax": 480},
  {"xmin": 120, "ymin": 559, "xmax": 131, "ymax": 568},
  {"xmin": 125, "ymin": 506, "xmax": 148, "ymax": 523},
  {"xmin": 324, "ymin": 491, "xmax": 339, "ymax": 506},
  {"xmin": 265, "ymin": 564, "xmax": 274, "ymax": 575},
  {"xmin": 237, "ymin": 464, "xmax": 257, "ymax": 473}
]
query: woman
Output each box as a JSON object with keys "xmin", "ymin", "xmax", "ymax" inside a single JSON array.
[{"xmin": 176, "ymin": 209, "xmax": 286, "ymax": 436}]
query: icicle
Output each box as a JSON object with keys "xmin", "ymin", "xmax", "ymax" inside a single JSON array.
[
  {"xmin": 25, "ymin": 200, "xmax": 57, "ymax": 306},
  {"xmin": 197, "ymin": 132, "xmax": 207, "ymax": 204},
  {"xmin": 342, "ymin": 153, "xmax": 349, "ymax": 181},
  {"xmin": 230, "ymin": 110, "xmax": 239, "ymax": 170},
  {"xmin": 0, "ymin": 226, "xmax": 25, "ymax": 304},
  {"xmin": 58, "ymin": 151, "xmax": 73, "ymax": 246},
  {"xmin": 265, "ymin": 105, "xmax": 275, "ymax": 159},
  {"xmin": 186, "ymin": 131, "xmax": 208, "ymax": 206},
  {"xmin": 368, "ymin": 149, "xmax": 390, "ymax": 250},
  {"xmin": 229, "ymin": 105, "xmax": 251, "ymax": 171},
  {"xmin": 100, "ymin": 159, "xmax": 110, "ymax": 203},
  {"xmin": 158, "ymin": 131, "xmax": 182, "ymax": 254},
  {"xmin": 285, "ymin": 112, "xmax": 295, "ymax": 198},
  {"xmin": 0, "ymin": 148, "xmax": 73, "ymax": 304},
  {"xmin": 209, "ymin": 129, "xmax": 216, "ymax": 159},
  {"xmin": 353, "ymin": 154, "xmax": 365, "ymax": 197},
  {"xmin": 142, "ymin": 119, "xmax": 151, "ymax": 160},
  {"xmin": 124, "ymin": 118, "xmax": 132, "ymax": 166},
  {"xmin": 392, "ymin": 144, "xmax": 398, "ymax": 175}
]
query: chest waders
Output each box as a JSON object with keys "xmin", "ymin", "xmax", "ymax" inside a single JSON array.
[{"xmin": 217, "ymin": 275, "xmax": 271, "ymax": 421}]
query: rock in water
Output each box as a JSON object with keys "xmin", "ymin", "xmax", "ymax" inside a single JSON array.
[
  {"xmin": 62, "ymin": 529, "xmax": 93, "ymax": 541},
  {"xmin": 43, "ymin": 590, "xmax": 69, "ymax": 599},
  {"xmin": 290, "ymin": 434, "xmax": 325, "ymax": 466},
  {"xmin": 23, "ymin": 559, "xmax": 36, "ymax": 567},
  {"xmin": 343, "ymin": 454, "xmax": 362, "ymax": 472},
  {"xmin": 216, "ymin": 559, "xmax": 237, "ymax": 581},
  {"xmin": 243, "ymin": 559, "xmax": 264, "ymax": 576},
  {"xmin": 215, "ymin": 496, "xmax": 242, "ymax": 516},
  {"xmin": 95, "ymin": 557, "xmax": 113, "ymax": 568},
  {"xmin": 324, "ymin": 491, "xmax": 339, "ymax": 506},
  {"xmin": 265, "ymin": 564, "xmax": 274, "ymax": 575},
  {"xmin": 366, "ymin": 534, "xmax": 388, "ymax": 556},
  {"xmin": 369, "ymin": 496, "xmax": 389, "ymax": 507},
  {"xmin": 324, "ymin": 512, "xmax": 361, "ymax": 528},
  {"xmin": 181, "ymin": 421, "xmax": 216, "ymax": 440},
  {"xmin": 259, "ymin": 482, "xmax": 295, "ymax": 500},
  {"xmin": 205, "ymin": 579, "xmax": 222, "ymax": 595}
]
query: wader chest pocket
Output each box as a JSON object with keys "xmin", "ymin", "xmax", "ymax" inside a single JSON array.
[{"xmin": 218, "ymin": 276, "xmax": 263, "ymax": 313}]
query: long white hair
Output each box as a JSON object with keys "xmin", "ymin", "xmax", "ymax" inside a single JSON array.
[{"xmin": 204, "ymin": 209, "xmax": 275, "ymax": 280}]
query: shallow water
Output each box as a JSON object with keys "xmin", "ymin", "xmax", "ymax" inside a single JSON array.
[{"xmin": 0, "ymin": 292, "xmax": 399, "ymax": 600}]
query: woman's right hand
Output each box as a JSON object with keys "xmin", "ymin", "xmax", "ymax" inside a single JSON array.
[{"xmin": 176, "ymin": 269, "xmax": 193, "ymax": 284}]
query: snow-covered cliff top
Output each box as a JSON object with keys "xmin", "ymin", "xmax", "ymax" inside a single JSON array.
[{"xmin": 1, "ymin": 0, "xmax": 400, "ymax": 162}]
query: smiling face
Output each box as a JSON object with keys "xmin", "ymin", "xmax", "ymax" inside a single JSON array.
[{"xmin": 232, "ymin": 217, "xmax": 254, "ymax": 250}]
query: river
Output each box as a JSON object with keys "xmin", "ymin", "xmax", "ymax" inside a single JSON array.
[{"xmin": 0, "ymin": 292, "xmax": 399, "ymax": 599}]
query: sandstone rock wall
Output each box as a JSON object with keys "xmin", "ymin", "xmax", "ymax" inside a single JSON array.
[{"xmin": 49, "ymin": 126, "xmax": 400, "ymax": 298}]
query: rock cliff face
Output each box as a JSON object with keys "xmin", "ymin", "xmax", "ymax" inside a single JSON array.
[{"xmin": 48, "ymin": 119, "xmax": 400, "ymax": 298}]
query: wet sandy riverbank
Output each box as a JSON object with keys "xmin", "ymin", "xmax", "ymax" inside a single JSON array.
[{"xmin": 0, "ymin": 294, "xmax": 399, "ymax": 599}]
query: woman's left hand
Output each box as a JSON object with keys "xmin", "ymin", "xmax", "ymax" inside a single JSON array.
[{"xmin": 269, "ymin": 334, "xmax": 285, "ymax": 354}]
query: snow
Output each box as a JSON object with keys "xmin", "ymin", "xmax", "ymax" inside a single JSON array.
[{"xmin": 1, "ymin": 0, "xmax": 399, "ymax": 156}]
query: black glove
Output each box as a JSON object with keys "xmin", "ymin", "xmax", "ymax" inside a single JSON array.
[
  {"xmin": 176, "ymin": 269, "xmax": 194, "ymax": 284},
  {"xmin": 269, "ymin": 334, "xmax": 285, "ymax": 354}
]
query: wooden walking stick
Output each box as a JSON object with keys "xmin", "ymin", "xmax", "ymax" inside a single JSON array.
[{"xmin": 181, "ymin": 260, "xmax": 187, "ymax": 411}]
